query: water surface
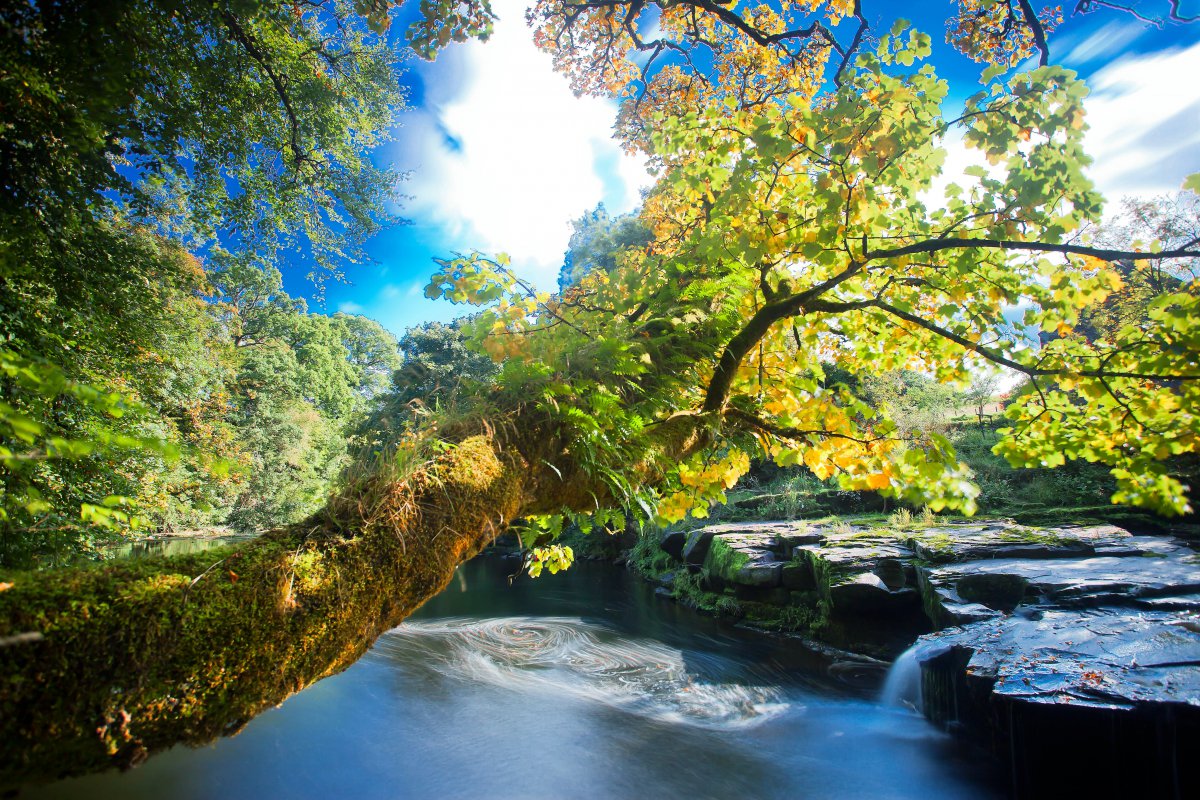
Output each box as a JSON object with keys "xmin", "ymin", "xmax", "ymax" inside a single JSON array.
[{"xmin": 27, "ymin": 556, "xmax": 1004, "ymax": 799}]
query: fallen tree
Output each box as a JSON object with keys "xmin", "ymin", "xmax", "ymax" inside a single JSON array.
[{"xmin": 0, "ymin": 436, "xmax": 522, "ymax": 785}]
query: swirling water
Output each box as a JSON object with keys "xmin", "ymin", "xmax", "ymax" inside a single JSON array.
[{"xmin": 28, "ymin": 556, "xmax": 1004, "ymax": 799}]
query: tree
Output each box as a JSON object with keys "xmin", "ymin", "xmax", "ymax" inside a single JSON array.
[
  {"xmin": 0, "ymin": 0, "xmax": 416, "ymax": 554},
  {"xmin": 558, "ymin": 203, "xmax": 652, "ymax": 290},
  {"xmin": 860, "ymin": 370, "xmax": 963, "ymax": 436},
  {"xmin": 0, "ymin": 0, "xmax": 405, "ymax": 280},
  {"xmin": 1073, "ymin": 192, "xmax": 1200, "ymax": 342},
  {"xmin": 336, "ymin": 314, "xmax": 405, "ymax": 399},
  {"xmin": 431, "ymin": 34, "xmax": 1199, "ymax": 519},
  {"xmin": 4, "ymin": 0, "xmax": 1200, "ymax": 786},
  {"xmin": 528, "ymin": 0, "xmax": 1196, "ymax": 153},
  {"xmin": 389, "ymin": 321, "xmax": 499, "ymax": 409},
  {"xmin": 964, "ymin": 374, "xmax": 1004, "ymax": 426}
]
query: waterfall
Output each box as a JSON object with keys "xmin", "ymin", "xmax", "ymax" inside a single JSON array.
[{"xmin": 880, "ymin": 644, "xmax": 925, "ymax": 713}]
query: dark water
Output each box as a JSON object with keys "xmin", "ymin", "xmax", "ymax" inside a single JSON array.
[
  {"xmin": 26, "ymin": 557, "xmax": 1004, "ymax": 799},
  {"xmin": 28, "ymin": 533, "xmax": 259, "ymax": 569}
]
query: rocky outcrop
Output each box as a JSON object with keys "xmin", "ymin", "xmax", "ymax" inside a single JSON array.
[{"xmin": 651, "ymin": 516, "xmax": 1200, "ymax": 795}]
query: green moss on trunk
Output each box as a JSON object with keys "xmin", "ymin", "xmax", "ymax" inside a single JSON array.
[{"xmin": 0, "ymin": 436, "xmax": 526, "ymax": 789}]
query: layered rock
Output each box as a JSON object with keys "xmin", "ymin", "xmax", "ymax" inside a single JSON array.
[{"xmin": 652, "ymin": 516, "xmax": 1200, "ymax": 793}]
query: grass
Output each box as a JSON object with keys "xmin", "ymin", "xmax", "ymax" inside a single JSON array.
[{"xmin": 626, "ymin": 530, "xmax": 674, "ymax": 577}]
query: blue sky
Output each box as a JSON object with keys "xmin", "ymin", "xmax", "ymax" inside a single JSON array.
[{"xmin": 287, "ymin": 0, "xmax": 1200, "ymax": 337}]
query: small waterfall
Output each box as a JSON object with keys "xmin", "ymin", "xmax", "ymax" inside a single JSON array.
[{"xmin": 880, "ymin": 645, "xmax": 925, "ymax": 713}]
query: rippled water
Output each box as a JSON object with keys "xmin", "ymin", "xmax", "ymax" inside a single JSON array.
[
  {"xmin": 27, "ymin": 556, "xmax": 1004, "ymax": 799},
  {"xmin": 386, "ymin": 617, "xmax": 788, "ymax": 729}
]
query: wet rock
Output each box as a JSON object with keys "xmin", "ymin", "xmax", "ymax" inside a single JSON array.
[
  {"xmin": 703, "ymin": 543, "xmax": 786, "ymax": 589},
  {"xmin": 828, "ymin": 572, "xmax": 921, "ymax": 616},
  {"xmin": 669, "ymin": 521, "xmax": 820, "ymax": 569},
  {"xmin": 935, "ymin": 608, "xmax": 1200, "ymax": 707},
  {"xmin": 681, "ymin": 528, "xmax": 719, "ymax": 566},
  {"xmin": 907, "ymin": 606, "xmax": 1200, "ymax": 795},
  {"xmin": 781, "ymin": 561, "xmax": 815, "ymax": 590},
  {"xmin": 735, "ymin": 557, "xmax": 787, "ymax": 587},
  {"xmin": 699, "ymin": 527, "xmax": 814, "ymax": 590},
  {"xmin": 659, "ymin": 530, "xmax": 688, "ymax": 561},
  {"xmin": 919, "ymin": 546, "xmax": 1200, "ymax": 628},
  {"xmin": 792, "ymin": 530, "xmax": 921, "ymax": 619}
]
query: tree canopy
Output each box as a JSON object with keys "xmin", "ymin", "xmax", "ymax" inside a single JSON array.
[
  {"xmin": 422, "ymin": 6, "xmax": 1200, "ymax": 550},
  {"xmin": 0, "ymin": 1, "xmax": 416, "ymax": 560}
]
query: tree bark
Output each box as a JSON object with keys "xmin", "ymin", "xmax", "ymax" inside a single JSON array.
[
  {"xmin": 0, "ymin": 414, "xmax": 708, "ymax": 789},
  {"xmin": 0, "ymin": 436, "xmax": 528, "ymax": 788}
]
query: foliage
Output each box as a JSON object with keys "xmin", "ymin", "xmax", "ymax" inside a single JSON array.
[
  {"xmin": 526, "ymin": 543, "xmax": 575, "ymax": 577},
  {"xmin": 387, "ymin": 321, "xmax": 498, "ymax": 410},
  {"xmin": 558, "ymin": 203, "xmax": 652, "ymax": 290},
  {"xmin": 0, "ymin": 248, "xmax": 401, "ymax": 565},
  {"xmin": 0, "ymin": 0, "xmax": 404, "ymax": 282},
  {"xmin": 526, "ymin": 0, "xmax": 1193, "ymax": 153},
  {"xmin": 859, "ymin": 370, "xmax": 963, "ymax": 438},
  {"xmin": 0, "ymin": 1, "xmax": 417, "ymax": 564},
  {"xmin": 424, "ymin": 17, "xmax": 1200, "ymax": 567},
  {"xmin": 0, "ymin": 349, "xmax": 180, "ymax": 554}
]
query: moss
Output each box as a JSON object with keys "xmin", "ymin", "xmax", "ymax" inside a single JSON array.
[
  {"xmin": 666, "ymin": 571, "xmax": 748, "ymax": 620},
  {"xmin": 909, "ymin": 532, "xmax": 956, "ymax": 562},
  {"xmin": 798, "ymin": 549, "xmax": 856, "ymax": 607},
  {"xmin": 993, "ymin": 526, "xmax": 1076, "ymax": 548},
  {"xmin": 0, "ymin": 434, "xmax": 528, "ymax": 790},
  {"xmin": 739, "ymin": 602, "xmax": 821, "ymax": 632},
  {"xmin": 701, "ymin": 537, "xmax": 750, "ymax": 582},
  {"xmin": 627, "ymin": 532, "xmax": 675, "ymax": 577}
]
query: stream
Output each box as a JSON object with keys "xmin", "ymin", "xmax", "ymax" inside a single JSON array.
[{"xmin": 25, "ymin": 555, "xmax": 1005, "ymax": 799}]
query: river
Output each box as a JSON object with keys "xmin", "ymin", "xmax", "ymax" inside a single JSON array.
[{"xmin": 26, "ymin": 555, "xmax": 1005, "ymax": 799}]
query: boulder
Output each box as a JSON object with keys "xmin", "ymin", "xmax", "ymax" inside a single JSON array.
[
  {"xmin": 659, "ymin": 530, "xmax": 688, "ymax": 561},
  {"xmin": 906, "ymin": 521, "xmax": 1140, "ymax": 563},
  {"xmin": 681, "ymin": 528, "xmax": 719, "ymax": 566}
]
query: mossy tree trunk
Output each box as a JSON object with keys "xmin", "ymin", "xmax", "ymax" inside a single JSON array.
[
  {"xmin": 0, "ymin": 436, "xmax": 528, "ymax": 787},
  {"xmin": 0, "ymin": 417, "xmax": 707, "ymax": 788}
]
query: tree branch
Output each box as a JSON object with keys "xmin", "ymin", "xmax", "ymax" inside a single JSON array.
[{"xmin": 863, "ymin": 237, "xmax": 1200, "ymax": 263}]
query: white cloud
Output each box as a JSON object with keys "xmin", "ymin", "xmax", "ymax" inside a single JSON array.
[
  {"xmin": 929, "ymin": 37, "xmax": 1200, "ymax": 212},
  {"xmin": 1059, "ymin": 20, "xmax": 1145, "ymax": 66},
  {"xmin": 337, "ymin": 300, "xmax": 366, "ymax": 314},
  {"xmin": 390, "ymin": 0, "xmax": 652, "ymax": 290},
  {"xmin": 1081, "ymin": 41, "xmax": 1200, "ymax": 200}
]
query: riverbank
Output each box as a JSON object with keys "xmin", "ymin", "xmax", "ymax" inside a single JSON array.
[{"xmin": 618, "ymin": 515, "xmax": 1200, "ymax": 797}]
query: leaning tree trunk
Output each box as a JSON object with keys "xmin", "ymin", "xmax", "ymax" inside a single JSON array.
[
  {"xmin": 0, "ymin": 418, "xmax": 706, "ymax": 789},
  {"xmin": 0, "ymin": 436, "xmax": 531, "ymax": 788}
]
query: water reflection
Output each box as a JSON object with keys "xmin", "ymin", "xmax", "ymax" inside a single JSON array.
[
  {"xmin": 25, "ymin": 556, "xmax": 1004, "ymax": 800},
  {"xmin": 102, "ymin": 534, "xmax": 258, "ymax": 561}
]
